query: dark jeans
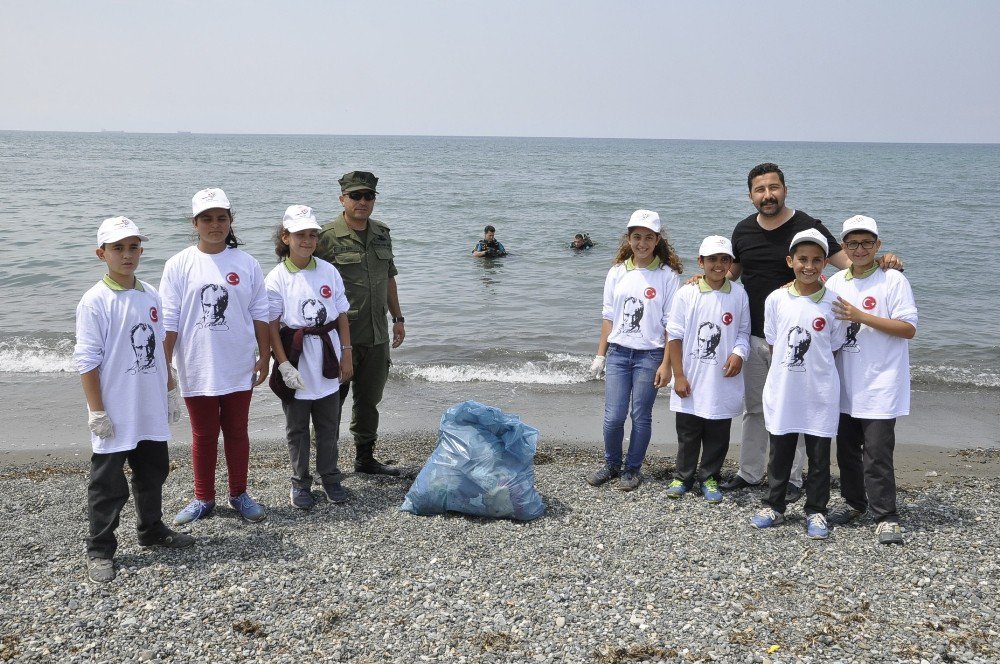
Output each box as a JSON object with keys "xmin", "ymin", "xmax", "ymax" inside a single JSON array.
[
  {"xmin": 673, "ymin": 412, "xmax": 731, "ymax": 486},
  {"xmin": 764, "ymin": 433, "xmax": 831, "ymax": 516},
  {"xmin": 87, "ymin": 440, "xmax": 170, "ymax": 559},
  {"xmin": 282, "ymin": 392, "xmax": 342, "ymax": 489},
  {"xmin": 836, "ymin": 414, "xmax": 898, "ymax": 523},
  {"xmin": 338, "ymin": 342, "xmax": 390, "ymax": 453}
]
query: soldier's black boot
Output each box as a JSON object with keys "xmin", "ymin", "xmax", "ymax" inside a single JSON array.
[{"xmin": 354, "ymin": 445, "xmax": 400, "ymax": 476}]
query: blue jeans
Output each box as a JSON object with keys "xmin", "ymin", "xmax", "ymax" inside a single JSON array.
[{"xmin": 602, "ymin": 343, "xmax": 664, "ymax": 471}]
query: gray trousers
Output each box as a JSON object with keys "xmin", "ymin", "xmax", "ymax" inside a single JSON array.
[
  {"xmin": 282, "ymin": 392, "xmax": 342, "ymax": 489},
  {"xmin": 740, "ymin": 335, "xmax": 805, "ymax": 487},
  {"xmin": 836, "ymin": 414, "xmax": 898, "ymax": 523}
]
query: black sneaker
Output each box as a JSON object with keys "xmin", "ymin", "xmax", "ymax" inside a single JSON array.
[
  {"xmin": 586, "ymin": 465, "xmax": 620, "ymax": 487},
  {"xmin": 354, "ymin": 457, "xmax": 401, "ymax": 476},
  {"xmin": 876, "ymin": 521, "xmax": 904, "ymax": 545},
  {"xmin": 139, "ymin": 529, "xmax": 195, "ymax": 549},
  {"xmin": 290, "ymin": 486, "xmax": 316, "ymax": 510},
  {"xmin": 719, "ymin": 475, "xmax": 761, "ymax": 492},
  {"xmin": 322, "ymin": 482, "xmax": 348, "ymax": 504},
  {"xmin": 827, "ymin": 503, "xmax": 864, "ymax": 525},
  {"xmin": 618, "ymin": 469, "xmax": 642, "ymax": 491},
  {"xmin": 87, "ymin": 556, "xmax": 115, "ymax": 583}
]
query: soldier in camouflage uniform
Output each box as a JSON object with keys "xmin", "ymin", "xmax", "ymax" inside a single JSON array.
[{"xmin": 316, "ymin": 171, "xmax": 405, "ymax": 475}]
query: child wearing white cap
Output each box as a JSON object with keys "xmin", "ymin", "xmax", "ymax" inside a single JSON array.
[
  {"xmin": 586, "ymin": 210, "xmax": 683, "ymax": 491},
  {"xmin": 160, "ymin": 188, "xmax": 271, "ymax": 525},
  {"xmin": 751, "ymin": 229, "xmax": 848, "ymax": 540},
  {"xmin": 665, "ymin": 236, "xmax": 751, "ymax": 503},
  {"xmin": 825, "ymin": 216, "xmax": 917, "ymax": 545},
  {"xmin": 74, "ymin": 217, "xmax": 193, "ymax": 583},
  {"xmin": 265, "ymin": 205, "xmax": 354, "ymax": 509}
]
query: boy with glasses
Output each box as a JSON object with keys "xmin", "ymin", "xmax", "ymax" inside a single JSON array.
[{"xmin": 826, "ymin": 216, "xmax": 917, "ymax": 544}]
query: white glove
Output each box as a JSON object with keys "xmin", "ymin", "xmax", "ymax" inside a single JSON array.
[
  {"xmin": 589, "ymin": 355, "xmax": 606, "ymax": 379},
  {"xmin": 88, "ymin": 410, "xmax": 115, "ymax": 439},
  {"xmin": 278, "ymin": 361, "xmax": 307, "ymax": 391},
  {"xmin": 167, "ymin": 387, "xmax": 182, "ymax": 424}
]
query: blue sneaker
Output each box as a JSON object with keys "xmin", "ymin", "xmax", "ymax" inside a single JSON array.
[
  {"xmin": 750, "ymin": 507, "xmax": 784, "ymax": 529},
  {"xmin": 806, "ymin": 513, "xmax": 829, "ymax": 540},
  {"xmin": 665, "ymin": 480, "xmax": 687, "ymax": 499},
  {"xmin": 700, "ymin": 477, "xmax": 723, "ymax": 504},
  {"xmin": 173, "ymin": 498, "xmax": 215, "ymax": 526},
  {"xmin": 229, "ymin": 492, "xmax": 266, "ymax": 522},
  {"xmin": 290, "ymin": 486, "xmax": 315, "ymax": 511}
]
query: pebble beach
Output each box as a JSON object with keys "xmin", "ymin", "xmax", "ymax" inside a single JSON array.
[{"xmin": 1, "ymin": 433, "xmax": 997, "ymax": 663}]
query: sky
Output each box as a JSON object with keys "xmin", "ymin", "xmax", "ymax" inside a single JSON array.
[{"xmin": 2, "ymin": 0, "xmax": 998, "ymax": 143}]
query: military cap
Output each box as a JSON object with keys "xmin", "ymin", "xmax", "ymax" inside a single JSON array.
[{"xmin": 339, "ymin": 171, "xmax": 379, "ymax": 193}]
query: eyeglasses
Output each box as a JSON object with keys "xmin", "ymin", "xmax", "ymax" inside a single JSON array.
[
  {"xmin": 845, "ymin": 240, "xmax": 877, "ymax": 250},
  {"xmin": 347, "ymin": 191, "xmax": 376, "ymax": 201}
]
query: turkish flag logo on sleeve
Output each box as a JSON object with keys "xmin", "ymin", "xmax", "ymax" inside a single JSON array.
[{"xmin": 226, "ymin": 272, "xmax": 240, "ymax": 286}]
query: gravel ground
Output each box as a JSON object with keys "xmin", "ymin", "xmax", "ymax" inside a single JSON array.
[{"xmin": 0, "ymin": 434, "xmax": 997, "ymax": 663}]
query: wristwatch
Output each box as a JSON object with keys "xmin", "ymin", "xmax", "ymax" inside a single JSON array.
[{"xmin": 392, "ymin": 316, "xmax": 405, "ymax": 323}]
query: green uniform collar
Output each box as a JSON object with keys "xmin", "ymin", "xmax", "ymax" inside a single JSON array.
[
  {"xmin": 102, "ymin": 275, "xmax": 143, "ymax": 291},
  {"xmin": 845, "ymin": 263, "xmax": 879, "ymax": 281},
  {"xmin": 698, "ymin": 276, "xmax": 732, "ymax": 293},
  {"xmin": 283, "ymin": 257, "xmax": 316, "ymax": 272},
  {"xmin": 788, "ymin": 282, "xmax": 826, "ymax": 302},
  {"xmin": 625, "ymin": 256, "xmax": 662, "ymax": 271}
]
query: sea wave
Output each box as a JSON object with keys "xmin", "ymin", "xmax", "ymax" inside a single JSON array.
[
  {"xmin": 394, "ymin": 353, "xmax": 592, "ymax": 385},
  {"xmin": 0, "ymin": 338, "xmax": 76, "ymax": 373},
  {"xmin": 2, "ymin": 337, "xmax": 998, "ymax": 390}
]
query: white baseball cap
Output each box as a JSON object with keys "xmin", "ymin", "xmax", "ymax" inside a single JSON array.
[
  {"xmin": 97, "ymin": 216, "xmax": 148, "ymax": 247},
  {"xmin": 698, "ymin": 235, "xmax": 734, "ymax": 258},
  {"xmin": 841, "ymin": 214, "xmax": 879, "ymax": 240},
  {"xmin": 282, "ymin": 205, "xmax": 322, "ymax": 233},
  {"xmin": 192, "ymin": 188, "xmax": 231, "ymax": 217},
  {"xmin": 788, "ymin": 228, "xmax": 829, "ymax": 256},
  {"xmin": 627, "ymin": 209, "xmax": 661, "ymax": 234}
]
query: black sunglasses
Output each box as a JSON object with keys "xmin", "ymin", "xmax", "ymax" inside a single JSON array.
[{"xmin": 347, "ymin": 191, "xmax": 376, "ymax": 201}]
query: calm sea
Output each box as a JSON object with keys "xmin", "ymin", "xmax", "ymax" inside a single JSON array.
[{"xmin": 1, "ymin": 132, "xmax": 997, "ymax": 389}]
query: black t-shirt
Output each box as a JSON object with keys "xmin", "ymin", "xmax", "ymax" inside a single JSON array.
[{"xmin": 731, "ymin": 210, "xmax": 842, "ymax": 337}]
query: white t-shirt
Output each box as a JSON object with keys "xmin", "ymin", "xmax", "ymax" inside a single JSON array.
[
  {"xmin": 827, "ymin": 267, "xmax": 918, "ymax": 419},
  {"xmin": 265, "ymin": 258, "xmax": 351, "ymax": 400},
  {"xmin": 159, "ymin": 246, "xmax": 269, "ymax": 397},
  {"xmin": 762, "ymin": 286, "xmax": 847, "ymax": 437},
  {"xmin": 603, "ymin": 258, "xmax": 681, "ymax": 351},
  {"xmin": 74, "ymin": 278, "xmax": 171, "ymax": 454},
  {"xmin": 666, "ymin": 279, "xmax": 751, "ymax": 419}
]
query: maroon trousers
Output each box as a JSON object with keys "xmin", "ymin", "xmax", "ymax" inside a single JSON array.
[{"xmin": 184, "ymin": 390, "xmax": 253, "ymax": 501}]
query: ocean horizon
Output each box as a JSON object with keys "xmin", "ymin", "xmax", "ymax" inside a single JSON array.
[{"xmin": 1, "ymin": 131, "xmax": 997, "ymax": 390}]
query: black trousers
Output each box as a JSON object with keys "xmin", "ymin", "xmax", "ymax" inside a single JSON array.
[
  {"xmin": 836, "ymin": 414, "xmax": 898, "ymax": 523},
  {"xmin": 87, "ymin": 440, "xmax": 170, "ymax": 559},
  {"xmin": 764, "ymin": 433, "xmax": 831, "ymax": 516},
  {"xmin": 673, "ymin": 412, "xmax": 731, "ymax": 486}
]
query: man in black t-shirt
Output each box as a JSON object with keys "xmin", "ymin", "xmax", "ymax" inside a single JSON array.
[{"xmin": 721, "ymin": 164, "xmax": 852, "ymax": 497}]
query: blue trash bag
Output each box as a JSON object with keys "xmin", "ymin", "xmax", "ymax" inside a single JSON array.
[{"xmin": 400, "ymin": 400, "xmax": 545, "ymax": 521}]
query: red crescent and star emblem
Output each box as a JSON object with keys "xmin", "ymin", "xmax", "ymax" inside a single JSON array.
[
  {"xmin": 320, "ymin": 285, "xmax": 332, "ymax": 298},
  {"xmin": 149, "ymin": 307, "xmax": 158, "ymax": 322},
  {"xmin": 226, "ymin": 272, "xmax": 240, "ymax": 285},
  {"xmin": 722, "ymin": 312, "xmax": 733, "ymax": 326},
  {"xmin": 644, "ymin": 287, "xmax": 656, "ymax": 299},
  {"xmin": 862, "ymin": 296, "xmax": 877, "ymax": 310},
  {"xmin": 812, "ymin": 317, "xmax": 826, "ymax": 332}
]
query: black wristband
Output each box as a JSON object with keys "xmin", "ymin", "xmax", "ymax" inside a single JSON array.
[{"xmin": 392, "ymin": 316, "xmax": 405, "ymax": 323}]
